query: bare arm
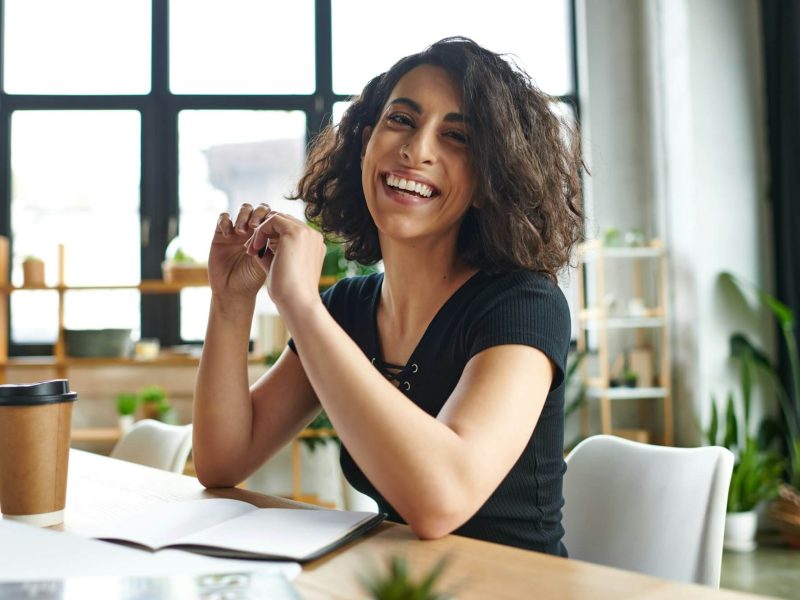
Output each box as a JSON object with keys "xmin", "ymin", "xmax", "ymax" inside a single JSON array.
[
  {"xmin": 285, "ymin": 301, "xmax": 552, "ymax": 538},
  {"xmin": 192, "ymin": 204, "xmax": 320, "ymax": 488},
  {"xmin": 247, "ymin": 212, "xmax": 554, "ymax": 538}
]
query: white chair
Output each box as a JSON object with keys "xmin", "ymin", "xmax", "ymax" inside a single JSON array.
[
  {"xmin": 110, "ymin": 419, "xmax": 193, "ymax": 474},
  {"xmin": 562, "ymin": 435, "xmax": 734, "ymax": 587}
]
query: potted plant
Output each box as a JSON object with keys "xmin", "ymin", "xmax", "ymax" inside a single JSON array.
[
  {"xmin": 708, "ymin": 392, "xmax": 784, "ymax": 551},
  {"xmin": 301, "ymin": 410, "xmax": 338, "ymax": 453},
  {"xmin": 137, "ymin": 385, "xmax": 177, "ymax": 423},
  {"xmin": 116, "ymin": 392, "xmax": 138, "ymax": 432},
  {"xmin": 21, "ymin": 255, "xmax": 45, "ymax": 287},
  {"xmin": 162, "ymin": 238, "xmax": 208, "ymax": 284},
  {"xmin": 622, "ymin": 370, "xmax": 638, "ymax": 387},
  {"xmin": 359, "ymin": 555, "xmax": 453, "ymax": 600},
  {"xmin": 721, "ymin": 272, "xmax": 800, "ymax": 545},
  {"xmin": 319, "ymin": 234, "xmax": 381, "ymax": 291}
]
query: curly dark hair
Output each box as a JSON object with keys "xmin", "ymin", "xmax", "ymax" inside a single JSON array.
[{"xmin": 292, "ymin": 36, "xmax": 584, "ymax": 281}]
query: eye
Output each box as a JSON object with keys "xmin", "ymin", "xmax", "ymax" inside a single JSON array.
[
  {"xmin": 444, "ymin": 130, "xmax": 470, "ymax": 144},
  {"xmin": 387, "ymin": 113, "xmax": 414, "ymax": 127}
]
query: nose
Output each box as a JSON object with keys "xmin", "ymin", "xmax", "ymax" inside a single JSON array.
[{"xmin": 399, "ymin": 126, "xmax": 437, "ymax": 165}]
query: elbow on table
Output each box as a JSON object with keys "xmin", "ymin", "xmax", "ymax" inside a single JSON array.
[
  {"xmin": 193, "ymin": 458, "xmax": 241, "ymax": 489},
  {"xmin": 405, "ymin": 501, "xmax": 470, "ymax": 541}
]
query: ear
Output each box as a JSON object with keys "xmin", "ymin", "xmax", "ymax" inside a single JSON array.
[{"xmin": 360, "ymin": 126, "xmax": 373, "ymax": 159}]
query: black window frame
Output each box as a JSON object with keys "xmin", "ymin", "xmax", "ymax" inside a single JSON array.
[{"xmin": 0, "ymin": 0, "xmax": 579, "ymax": 355}]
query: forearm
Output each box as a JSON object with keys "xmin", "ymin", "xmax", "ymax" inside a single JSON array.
[
  {"xmin": 281, "ymin": 300, "xmax": 475, "ymax": 534},
  {"xmin": 193, "ymin": 295, "xmax": 257, "ymax": 486}
]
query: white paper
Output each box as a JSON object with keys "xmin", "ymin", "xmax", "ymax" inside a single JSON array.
[
  {"xmin": 75, "ymin": 498, "xmax": 378, "ymax": 560},
  {"xmin": 0, "ymin": 520, "xmax": 301, "ymax": 582}
]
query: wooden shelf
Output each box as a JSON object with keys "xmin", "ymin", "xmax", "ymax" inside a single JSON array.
[
  {"xmin": 586, "ymin": 386, "xmax": 669, "ymax": 401},
  {"xmin": 5, "ymin": 354, "xmax": 267, "ymax": 368},
  {"xmin": 576, "ymin": 236, "xmax": 673, "ymax": 444},
  {"xmin": 1, "ymin": 280, "xmax": 211, "ymax": 294},
  {"xmin": 579, "ymin": 316, "xmax": 665, "ymax": 330},
  {"xmin": 579, "ymin": 239, "xmax": 665, "ymax": 260}
]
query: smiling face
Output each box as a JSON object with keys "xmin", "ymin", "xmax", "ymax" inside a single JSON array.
[{"xmin": 360, "ymin": 64, "xmax": 476, "ymax": 250}]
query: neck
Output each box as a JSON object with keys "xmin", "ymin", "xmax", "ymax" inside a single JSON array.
[{"xmin": 378, "ymin": 234, "xmax": 477, "ymax": 334}]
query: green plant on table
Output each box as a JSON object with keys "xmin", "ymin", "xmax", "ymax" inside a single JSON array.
[
  {"xmin": 359, "ymin": 555, "xmax": 453, "ymax": 600},
  {"xmin": 116, "ymin": 392, "xmax": 138, "ymax": 417},
  {"xmin": 137, "ymin": 385, "xmax": 177, "ymax": 424},
  {"xmin": 170, "ymin": 247, "xmax": 197, "ymax": 264}
]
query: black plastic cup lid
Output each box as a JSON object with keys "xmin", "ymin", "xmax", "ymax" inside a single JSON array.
[{"xmin": 0, "ymin": 379, "xmax": 78, "ymax": 406}]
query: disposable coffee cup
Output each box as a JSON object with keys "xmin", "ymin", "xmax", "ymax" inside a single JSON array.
[{"xmin": 0, "ymin": 379, "xmax": 77, "ymax": 527}]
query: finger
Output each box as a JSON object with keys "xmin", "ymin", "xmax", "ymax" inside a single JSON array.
[
  {"xmin": 233, "ymin": 203, "xmax": 255, "ymax": 234},
  {"xmin": 248, "ymin": 213, "xmax": 281, "ymax": 257},
  {"xmin": 274, "ymin": 212, "xmax": 307, "ymax": 228},
  {"xmin": 248, "ymin": 203, "xmax": 272, "ymax": 229},
  {"xmin": 216, "ymin": 212, "xmax": 235, "ymax": 237}
]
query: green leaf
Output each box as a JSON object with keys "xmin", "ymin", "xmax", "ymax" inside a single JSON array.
[
  {"xmin": 708, "ymin": 396, "xmax": 719, "ymax": 447},
  {"xmin": 359, "ymin": 555, "xmax": 453, "ymax": 600},
  {"xmin": 757, "ymin": 416, "xmax": 784, "ymax": 452},
  {"xmin": 724, "ymin": 392, "xmax": 739, "ymax": 450},
  {"xmin": 116, "ymin": 392, "xmax": 138, "ymax": 416},
  {"xmin": 721, "ymin": 272, "xmax": 794, "ymax": 328},
  {"xmin": 727, "ymin": 439, "xmax": 783, "ymax": 512}
]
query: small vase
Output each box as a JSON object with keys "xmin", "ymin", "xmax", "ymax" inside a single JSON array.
[
  {"xmin": 118, "ymin": 414, "xmax": 135, "ymax": 433},
  {"xmin": 22, "ymin": 260, "xmax": 45, "ymax": 287},
  {"xmin": 724, "ymin": 510, "xmax": 758, "ymax": 552}
]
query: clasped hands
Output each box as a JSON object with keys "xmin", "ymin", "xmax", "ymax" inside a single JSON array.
[{"xmin": 211, "ymin": 202, "xmax": 326, "ymax": 313}]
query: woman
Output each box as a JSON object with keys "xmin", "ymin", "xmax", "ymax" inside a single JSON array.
[{"xmin": 193, "ymin": 37, "xmax": 583, "ymax": 556}]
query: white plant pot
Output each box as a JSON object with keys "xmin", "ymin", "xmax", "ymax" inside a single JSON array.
[
  {"xmin": 117, "ymin": 415, "xmax": 135, "ymax": 433},
  {"xmin": 724, "ymin": 510, "xmax": 758, "ymax": 552}
]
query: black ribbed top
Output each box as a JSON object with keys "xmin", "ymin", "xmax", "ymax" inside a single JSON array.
[{"xmin": 289, "ymin": 271, "xmax": 570, "ymax": 556}]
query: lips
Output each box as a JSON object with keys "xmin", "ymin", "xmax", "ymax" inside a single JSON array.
[{"xmin": 381, "ymin": 172, "xmax": 441, "ymax": 205}]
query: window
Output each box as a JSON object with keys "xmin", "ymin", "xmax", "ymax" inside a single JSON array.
[{"xmin": 0, "ymin": 0, "xmax": 578, "ymax": 351}]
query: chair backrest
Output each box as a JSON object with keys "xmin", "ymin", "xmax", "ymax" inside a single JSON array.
[
  {"xmin": 562, "ymin": 435, "xmax": 733, "ymax": 587},
  {"xmin": 110, "ymin": 419, "xmax": 193, "ymax": 474}
]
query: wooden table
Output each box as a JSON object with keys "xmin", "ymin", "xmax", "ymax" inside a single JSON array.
[{"xmin": 58, "ymin": 450, "xmax": 764, "ymax": 599}]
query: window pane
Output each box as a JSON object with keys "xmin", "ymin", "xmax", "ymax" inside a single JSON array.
[
  {"xmin": 178, "ymin": 110, "xmax": 308, "ymax": 341},
  {"xmin": 10, "ymin": 111, "xmax": 141, "ymax": 342},
  {"xmin": 332, "ymin": 101, "xmax": 350, "ymax": 126},
  {"xmin": 3, "ymin": 0, "xmax": 151, "ymax": 94},
  {"xmin": 170, "ymin": 0, "xmax": 315, "ymax": 94},
  {"xmin": 332, "ymin": 0, "xmax": 572, "ymax": 96},
  {"xmin": 10, "ymin": 292, "xmax": 58, "ymax": 344},
  {"xmin": 64, "ymin": 291, "xmax": 141, "ymax": 337}
]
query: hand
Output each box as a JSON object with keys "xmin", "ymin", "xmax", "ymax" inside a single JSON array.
[
  {"xmin": 243, "ymin": 212, "xmax": 326, "ymax": 314},
  {"xmin": 209, "ymin": 203, "xmax": 272, "ymax": 299}
]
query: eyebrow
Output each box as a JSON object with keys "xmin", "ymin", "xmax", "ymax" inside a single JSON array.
[{"xmin": 388, "ymin": 97, "xmax": 468, "ymax": 124}]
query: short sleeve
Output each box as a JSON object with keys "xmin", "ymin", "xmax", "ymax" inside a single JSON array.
[{"xmin": 464, "ymin": 272, "xmax": 571, "ymax": 391}]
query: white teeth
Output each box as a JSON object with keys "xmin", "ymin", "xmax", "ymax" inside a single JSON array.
[{"xmin": 385, "ymin": 174, "xmax": 433, "ymax": 198}]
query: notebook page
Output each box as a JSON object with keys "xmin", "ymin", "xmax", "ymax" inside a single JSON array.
[
  {"xmin": 80, "ymin": 498, "xmax": 257, "ymax": 550},
  {"xmin": 173, "ymin": 508, "xmax": 375, "ymax": 559}
]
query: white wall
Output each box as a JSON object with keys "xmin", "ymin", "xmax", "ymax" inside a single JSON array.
[{"xmin": 577, "ymin": 0, "xmax": 773, "ymax": 444}]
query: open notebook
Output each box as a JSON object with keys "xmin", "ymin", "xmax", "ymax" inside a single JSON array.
[{"xmin": 78, "ymin": 498, "xmax": 385, "ymax": 562}]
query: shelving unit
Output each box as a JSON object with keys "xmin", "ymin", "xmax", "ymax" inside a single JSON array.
[
  {"xmin": 575, "ymin": 238, "xmax": 673, "ymax": 445},
  {"xmin": 0, "ymin": 236, "xmax": 272, "ymax": 442}
]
